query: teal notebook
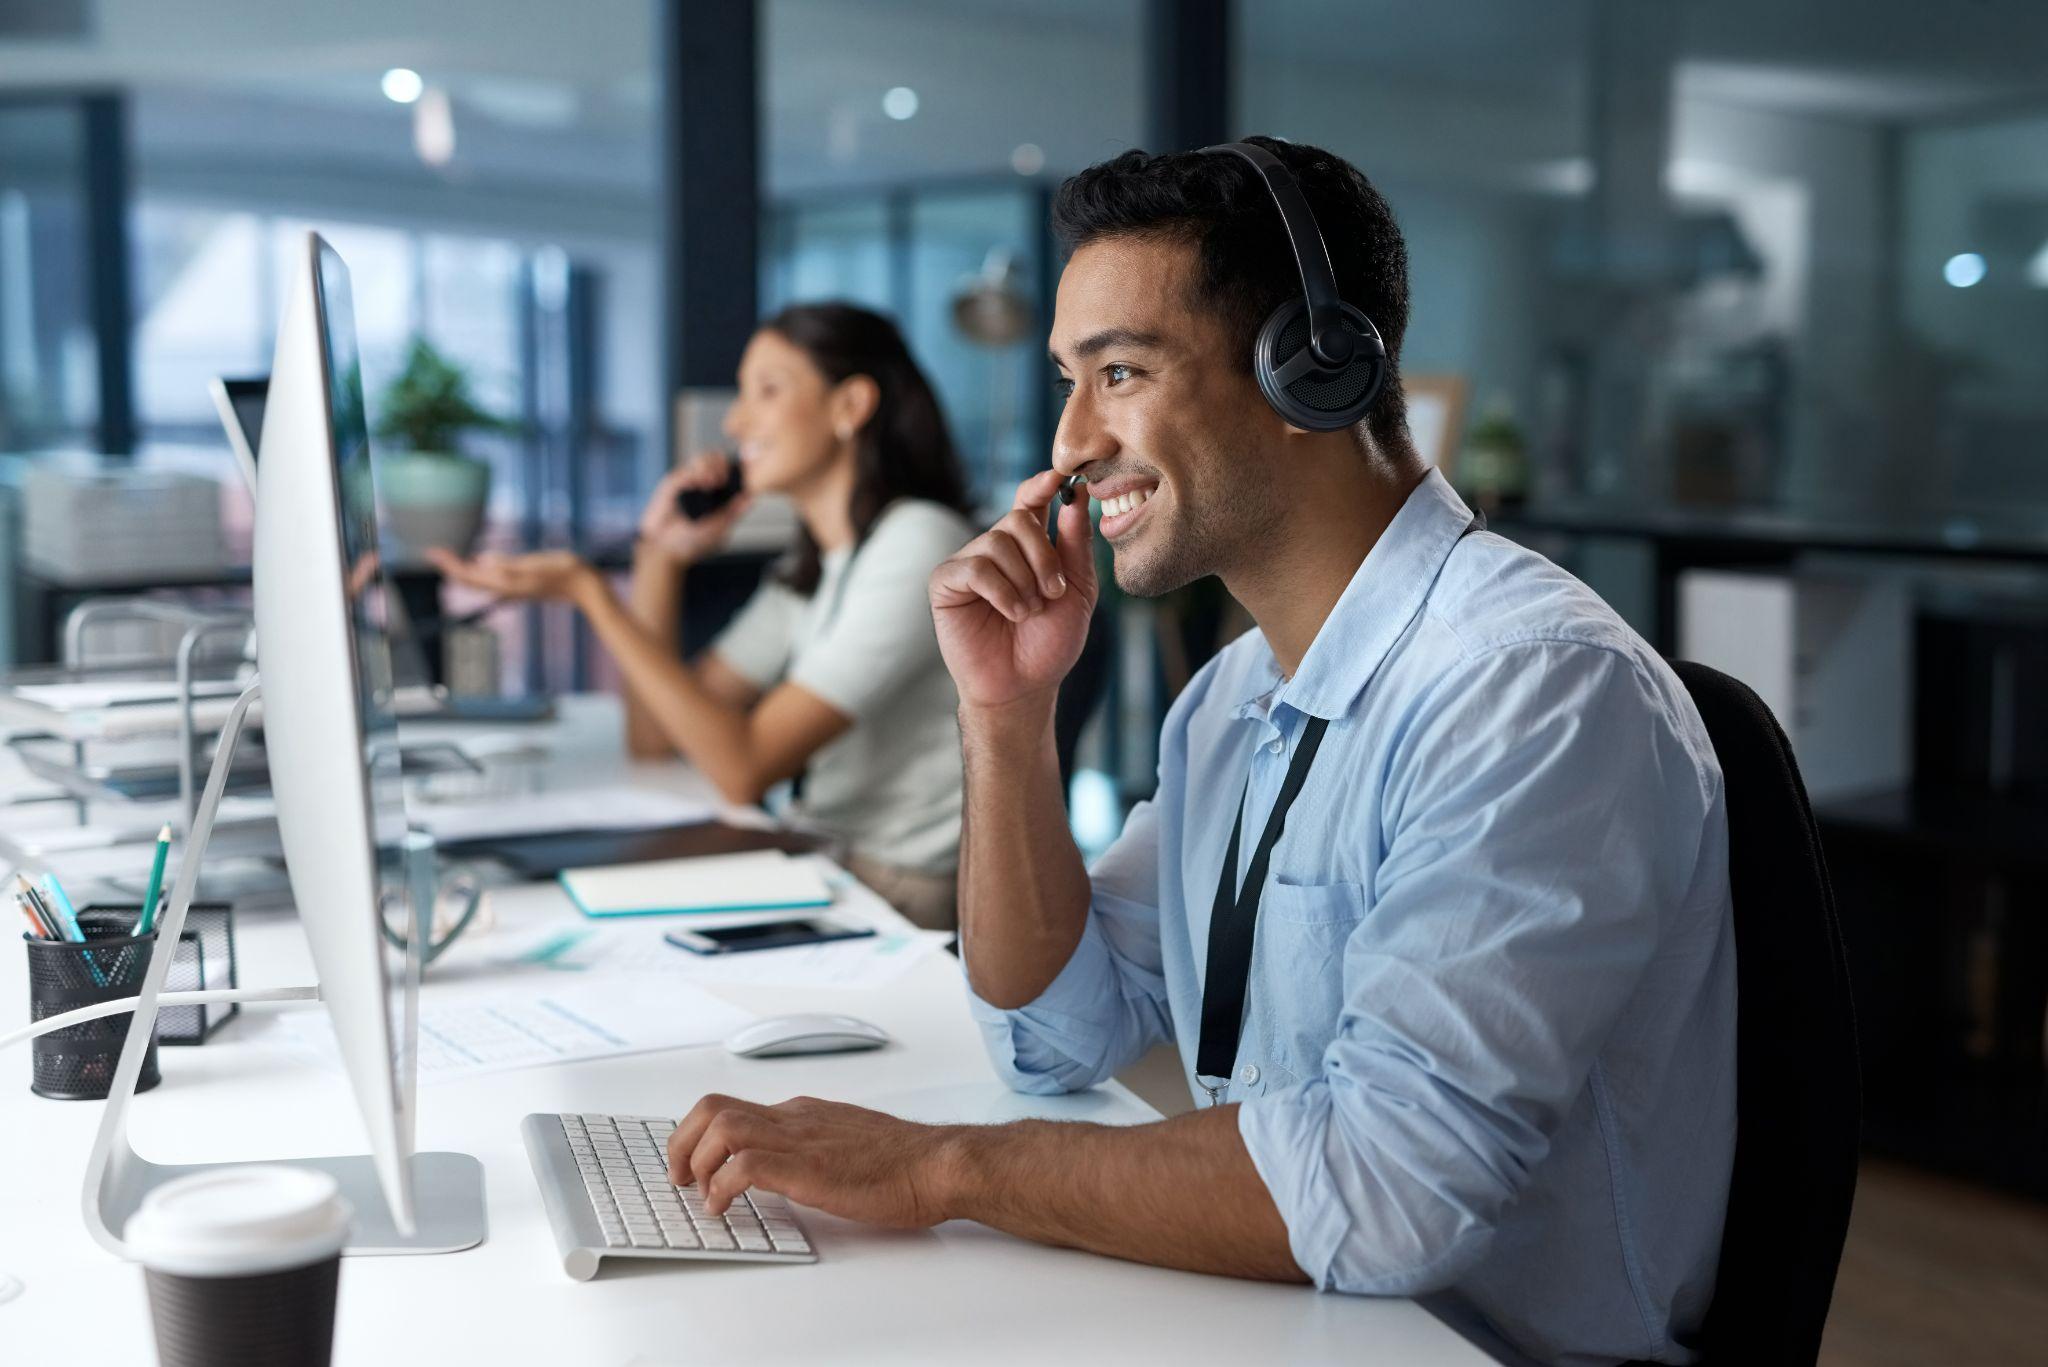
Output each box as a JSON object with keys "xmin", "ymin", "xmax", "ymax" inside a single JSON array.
[{"xmin": 558, "ymin": 850, "xmax": 833, "ymax": 919}]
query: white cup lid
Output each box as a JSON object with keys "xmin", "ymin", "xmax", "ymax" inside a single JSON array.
[{"xmin": 124, "ymin": 1166, "xmax": 352, "ymax": 1277}]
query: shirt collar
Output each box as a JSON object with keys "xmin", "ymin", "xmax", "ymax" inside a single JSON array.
[{"xmin": 1237, "ymin": 468, "xmax": 1476, "ymax": 723}]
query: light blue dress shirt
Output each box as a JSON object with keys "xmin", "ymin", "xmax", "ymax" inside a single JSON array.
[{"xmin": 970, "ymin": 471, "xmax": 1736, "ymax": 1366}]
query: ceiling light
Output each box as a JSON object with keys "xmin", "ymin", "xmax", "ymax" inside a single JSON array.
[
  {"xmin": 882, "ymin": 86, "xmax": 919, "ymax": 121},
  {"xmin": 2025, "ymin": 241, "xmax": 2048, "ymax": 289},
  {"xmin": 1943, "ymin": 252, "xmax": 1986, "ymax": 288},
  {"xmin": 413, "ymin": 88, "xmax": 456, "ymax": 167},
  {"xmin": 382, "ymin": 68, "xmax": 424, "ymax": 105}
]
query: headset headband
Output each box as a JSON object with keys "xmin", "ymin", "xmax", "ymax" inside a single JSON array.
[{"xmin": 1198, "ymin": 141, "xmax": 1356, "ymax": 368}]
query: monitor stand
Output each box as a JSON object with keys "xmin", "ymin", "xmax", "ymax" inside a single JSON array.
[{"xmin": 79, "ymin": 679, "xmax": 487, "ymax": 1259}]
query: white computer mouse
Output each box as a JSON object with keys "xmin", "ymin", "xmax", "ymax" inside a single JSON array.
[{"xmin": 723, "ymin": 1013, "xmax": 891, "ymax": 1059}]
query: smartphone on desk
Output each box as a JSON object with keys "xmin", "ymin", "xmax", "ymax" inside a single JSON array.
[{"xmin": 665, "ymin": 918, "xmax": 875, "ymax": 956}]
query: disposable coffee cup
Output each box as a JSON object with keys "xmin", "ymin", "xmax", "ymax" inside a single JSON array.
[{"xmin": 124, "ymin": 1165, "xmax": 352, "ymax": 1367}]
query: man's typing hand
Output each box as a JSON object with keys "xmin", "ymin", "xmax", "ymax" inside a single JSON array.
[{"xmin": 666, "ymin": 1093, "xmax": 961, "ymax": 1227}]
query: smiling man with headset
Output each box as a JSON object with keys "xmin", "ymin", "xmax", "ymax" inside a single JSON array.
[{"xmin": 666, "ymin": 138, "xmax": 1737, "ymax": 1366}]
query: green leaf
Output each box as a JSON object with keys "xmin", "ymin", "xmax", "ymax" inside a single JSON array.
[{"xmin": 371, "ymin": 335, "xmax": 512, "ymax": 455}]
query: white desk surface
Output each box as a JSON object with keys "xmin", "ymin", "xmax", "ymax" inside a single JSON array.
[{"xmin": 0, "ymin": 696, "xmax": 1493, "ymax": 1365}]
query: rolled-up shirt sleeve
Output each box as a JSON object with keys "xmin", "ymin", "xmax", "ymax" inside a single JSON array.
[
  {"xmin": 1238, "ymin": 641, "xmax": 1708, "ymax": 1295},
  {"xmin": 968, "ymin": 799, "xmax": 1174, "ymax": 1094}
]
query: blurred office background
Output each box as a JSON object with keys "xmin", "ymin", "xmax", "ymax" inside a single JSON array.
[{"xmin": 2, "ymin": 3, "xmax": 2046, "ymax": 1358}]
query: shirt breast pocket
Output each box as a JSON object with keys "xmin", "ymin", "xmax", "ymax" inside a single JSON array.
[{"xmin": 1252, "ymin": 879, "xmax": 1370, "ymax": 1088}]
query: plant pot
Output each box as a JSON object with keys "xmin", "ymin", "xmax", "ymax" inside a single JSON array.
[{"xmin": 379, "ymin": 450, "xmax": 491, "ymax": 558}]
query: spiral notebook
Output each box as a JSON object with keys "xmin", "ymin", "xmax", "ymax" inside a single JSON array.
[{"xmin": 558, "ymin": 849, "xmax": 833, "ymax": 919}]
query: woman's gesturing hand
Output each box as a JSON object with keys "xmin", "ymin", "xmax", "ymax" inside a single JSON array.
[
  {"xmin": 928, "ymin": 469, "xmax": 1096, "ymax": 715},
  {"xmin": 423, "ymin": 547, "xmax": 599, "ymax": 606}
]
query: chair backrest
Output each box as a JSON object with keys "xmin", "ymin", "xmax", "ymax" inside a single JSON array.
[{"xmin": 1672, "ymin": 660, "xmax": 1861, "ymax": 1365}]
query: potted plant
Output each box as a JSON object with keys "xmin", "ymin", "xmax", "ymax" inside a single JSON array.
[
  {"xmin": 1460, "ymin": 400, "xmax": 1529, "ymax": 514},
  {"xmin": 372, "ymin": 337, "xmax": 509, "ymax": 558}
]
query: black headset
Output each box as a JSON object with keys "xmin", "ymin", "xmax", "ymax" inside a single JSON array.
[{"xmin": 1198, "ymin": 141, "xmax": 1387, "ymax": 432}]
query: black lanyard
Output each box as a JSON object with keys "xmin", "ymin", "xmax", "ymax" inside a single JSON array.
[{"xmin": 1195, "ymin": 714, "xmax": 1331, "ymax": 1100}]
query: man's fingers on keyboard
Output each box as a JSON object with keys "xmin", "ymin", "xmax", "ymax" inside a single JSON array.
[
  {"xmin": 707, "ymin": 1150, "xmax": 793, "ymax": 1213},
  {"xmin": 690, "ymin": 1107, "xmax": 781, "ymax": 1190},
  {"xmin": 667, "ymin": 1093, "xmax": 761, "ymax": 1182}
]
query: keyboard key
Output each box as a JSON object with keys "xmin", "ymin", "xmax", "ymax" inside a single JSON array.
[{"xmin": 770, "ymin": 1234, "xmax": 811, "ymax": 1254}]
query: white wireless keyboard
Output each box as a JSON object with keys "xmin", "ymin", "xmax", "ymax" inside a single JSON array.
[{"xmin": 522, "ymin": 1112, "xmax": 817, "ymax": 1280}]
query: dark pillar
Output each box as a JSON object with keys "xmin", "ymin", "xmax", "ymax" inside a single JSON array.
[
  {"xmin": 660, "ymin": 0, "xmax": 760, "ymax": 467},
  {"xmin": 1145, "ymin": 0, "xmax": 1230, "ymax": 152},
  {"xmin": 82, "ymin": 94, "xmax": 134, "ymax": 455}
]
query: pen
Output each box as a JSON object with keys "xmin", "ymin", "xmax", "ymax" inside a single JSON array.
[
  {"xmin": 29, "ymin": 872, "xmax": 107, "ymax": 986},
  {"xmin": 40, "ymin": 873, "xmax": 85, "ymax": 944},
  {"xmin": 15, "ymin": 893, "xmax": 52, "ymax": 940},
  {"xmin": 16, "ymin": 876, "xmax": 59, "ymax": 941},
  {"xmin": 136, "ymin": 824, "xmax": 172, "ymax": 937}
]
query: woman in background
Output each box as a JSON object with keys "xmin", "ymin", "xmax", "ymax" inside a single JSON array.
[{"xmin": 430, "ymin": 303, "xmax": 975, "ymax": 927}]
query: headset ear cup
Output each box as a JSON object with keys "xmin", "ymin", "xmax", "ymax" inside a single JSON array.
[{"xmin": 1253, "ymin": 300, "xmax": 1387, "ymax": 433}]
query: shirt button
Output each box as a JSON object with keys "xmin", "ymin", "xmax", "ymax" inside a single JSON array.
[
  {"xmin": 1238, "ymin": 1062, "xmax": 1261, "ymax": 1086},
  {"xmin": 1266, "ymin": 738, "xmax": 1284, "ymax": 754}
]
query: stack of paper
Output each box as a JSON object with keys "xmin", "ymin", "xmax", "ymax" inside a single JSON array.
[{"xmin": 411, "ymin": 785, "xmax": 713, "ymax": 844}]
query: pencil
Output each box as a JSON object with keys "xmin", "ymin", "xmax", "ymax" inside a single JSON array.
[
  {"xmin": 16, "ymin": 894, "xmax": 52, "ymax": 940},
  {"xmin": 15, "ymin": 876, "xmax": 61, "ymax": 941},
  {"xmin": 136, "ymin": 824, "xmax": 172, "ymax": 937}
]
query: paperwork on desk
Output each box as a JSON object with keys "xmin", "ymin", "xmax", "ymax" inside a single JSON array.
[
  {"xmin": 0, "ymin": 678, "xmax": 251, "ymax": 740},
  {"xmin": 500, "ymin": 921, "xmax": 951, "ymax": 990},
  {"xmin": 276, "ymin": 977, "xmax": 754, "ymax": 1083},
  {"xmin": 492, "ymin": 858, "xmax": 950, "ymax": 990},
  {"xmin": 410, "ymin": 784, "xmax": 714, "ymax": 844}
]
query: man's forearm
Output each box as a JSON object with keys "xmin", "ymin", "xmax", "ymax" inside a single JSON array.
[
  {"xmin": 940, "ymin": 1104, "xmax": 1306, "ymax": 1283},
  {"xmin": 957, "ymin": 699, "xmax": 1093, "ymax": 1009}
]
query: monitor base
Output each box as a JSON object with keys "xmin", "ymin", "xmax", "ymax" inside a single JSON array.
[
  {"xmin": 79, "ymin": 681, "xmax": 482, "ymax": 1261},
  {"xmin": 93, "ymin": 1150, "xmax": 486, "ymax": 1257}
]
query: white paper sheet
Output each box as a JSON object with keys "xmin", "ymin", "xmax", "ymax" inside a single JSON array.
[
  {"xmin": 279, "ymin": 977, "xmax": 754, "ymax": 1082},
  {"xmin": 7, "ymin": 679, "xmax": 245, "ymax": 710},
  {"xmin": 411, "ymin": 785, "xmax": 715, "ymax": 844},
  {"xmin": 493, "ymin": 920, "xmax": 951, "ymax": 990}
]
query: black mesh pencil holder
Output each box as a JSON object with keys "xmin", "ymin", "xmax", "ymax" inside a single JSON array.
[
  {"xmin": 25, "ymin": 909, "xmax": 162, "ymax": 1100},
  {"xmin": 82, "ymin": 903, "xmax": 237, "ymax": 1044}
]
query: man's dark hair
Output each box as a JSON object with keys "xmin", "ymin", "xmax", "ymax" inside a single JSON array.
[{"xmin": 1050, "ymin": 135, "xmax": 1411, "ymax": 452}]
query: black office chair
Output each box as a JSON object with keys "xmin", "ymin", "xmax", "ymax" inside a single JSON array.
[{"xmin": 1672, "ymin": 660, "xmax": 1861, "ymax": 1365}]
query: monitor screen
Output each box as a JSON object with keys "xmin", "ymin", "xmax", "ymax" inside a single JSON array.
[{"xmin": 312, "ymin": 239, "xmax": 417, "ymax": 1120}]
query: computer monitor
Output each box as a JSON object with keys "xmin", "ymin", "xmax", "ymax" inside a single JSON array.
[
  {"xmin": 79, "ymin": 232, "xmax": 483, "ymax": 1262},
  {"xmin": 208, "ymin": 375, "xmax": 268, "ymax": 492},
  {"xmin": 252, "ymin": 232, "xmax": 419, "ymax": 1234}
]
